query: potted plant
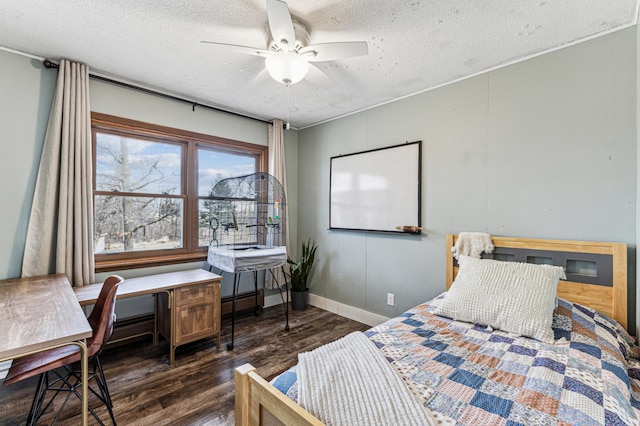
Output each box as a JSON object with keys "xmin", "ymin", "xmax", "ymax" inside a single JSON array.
[{"xmin": 287, "ymin": 239, "xmax": 317, "ymax": 310}]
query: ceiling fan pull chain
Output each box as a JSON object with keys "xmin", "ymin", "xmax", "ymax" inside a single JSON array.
[{"xmin": 286, "ymin": 84, "xmax": 291, "ymax": 130}]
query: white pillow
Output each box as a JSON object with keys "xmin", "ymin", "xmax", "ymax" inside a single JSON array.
[{"xmin": 433, "ymin": 255, "xmax": 566, "ymax": 343}]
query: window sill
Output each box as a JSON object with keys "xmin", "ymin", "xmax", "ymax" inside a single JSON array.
[{"xmin": 95, "ymin": 252, "xmax": 208, "ymax": 273}]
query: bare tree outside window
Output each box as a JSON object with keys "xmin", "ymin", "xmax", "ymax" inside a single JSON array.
[{"xmin": 94, "ymin": 133, "xmax": 183, "ymax": 253}]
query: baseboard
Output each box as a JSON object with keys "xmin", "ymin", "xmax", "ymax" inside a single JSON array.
[
  {"xmin": 108, "ymin": 314, "xmax": 155, "ymax": 347},
  {"xmin": 308, "ymin": 294, "xmax": 389, "ymax": 327},
  {"xmin": 221, "ymin": 289, "xmax": 265, "ymax": 317},
  {"xmin": 264, "ymin": 290, "xmax": 290, "ymax": 308}
]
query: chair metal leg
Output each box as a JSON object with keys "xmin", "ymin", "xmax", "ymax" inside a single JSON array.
[
  {"xmin": 52, "ymin": 366, "xmax": 84, "ymax": 425},
  {"xmin": 25, "ymin": 359, "xmax": 117, "ymax": 426},
  {"xmin": 95, "ymin": 354, "xmax": 117, "ymax": 425},
  {"xmin": 29, "ymin": 369, "xmax": 73, "ymax": 426},
  {"xmin": 26, "ymin": 373, "xmax": 47, "ymax": 426}
]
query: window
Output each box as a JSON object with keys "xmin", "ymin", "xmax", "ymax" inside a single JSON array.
[
  {"xmin": 92, "ymin": 113, "xmax": 267, "ymax": 271},
  {"xmin": 197, "ymin": 148, "xmax": 258, "ymax": 247}
]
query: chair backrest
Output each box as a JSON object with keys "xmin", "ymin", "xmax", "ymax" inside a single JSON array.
[{"xmin": 87, "ymin": 275, "xmax": 124, "ymax": 356}]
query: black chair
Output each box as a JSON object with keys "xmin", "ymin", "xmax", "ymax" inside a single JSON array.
[{"xmin": 3, "ymin": 275, "xmax": 124, "ymax": 425}]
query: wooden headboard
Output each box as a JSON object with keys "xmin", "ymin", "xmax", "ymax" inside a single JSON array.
[{"xmin": 445, "ymin": 234, "xmax": 628, "ymax": 328}]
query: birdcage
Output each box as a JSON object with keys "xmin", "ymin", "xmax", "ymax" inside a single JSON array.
[{"xmin": 205, "ymin": 172, "xmax": 288, "ymax": 349}]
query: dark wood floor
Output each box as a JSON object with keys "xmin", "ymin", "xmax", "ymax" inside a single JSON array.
[{"xmin": 0, "ymin": 304, "xmax": 369, "ymax": 426}]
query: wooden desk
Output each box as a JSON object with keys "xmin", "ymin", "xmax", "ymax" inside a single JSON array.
[
  {"xmin": 0, "ymin": 274, "xmax": 92, "ymax": 426},
  {"xmin": 74, "ymin": 269, "xmax": 222, "ymax": 365}
]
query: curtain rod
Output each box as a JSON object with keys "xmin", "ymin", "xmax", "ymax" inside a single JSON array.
[{"xmin": 43, "ymin": 59, "xmax": 270, "ymax": 125}]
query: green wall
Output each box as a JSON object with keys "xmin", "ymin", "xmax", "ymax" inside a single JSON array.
[
  {"xmin": 297, "ymin": 28, "xmax": 637, "ymax": 322},
  {"xmin": 0, "ymin": 54, "xmax": 56, "ymax": 279}
]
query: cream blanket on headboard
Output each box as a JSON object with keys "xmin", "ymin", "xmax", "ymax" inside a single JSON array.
[
  {"xmin": 297, "ymin": 331, "xmax": 437, "ymax": 426},
  {"xmin": 451, "ymin": 231, "xmax": 494, "ymax": 260}
]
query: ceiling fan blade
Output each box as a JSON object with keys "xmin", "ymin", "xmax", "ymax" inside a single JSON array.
[
  {"xmin": 304, "ymin": 63, "xmax": 332, "ymax": 87},
  {"xmin": 201, "ymin": 41, "xmax": 271, "ymax": 57},
  {"xmin": 266, "ymin": 0, "xmax": 296, "ymax": 51},
  {"xmin": 300, "ymin": 42, "xmax": 368, "ymax": 62},
  {"xmin": 248, "ymin": 68, "xmax": 274, "ymax": 89}
]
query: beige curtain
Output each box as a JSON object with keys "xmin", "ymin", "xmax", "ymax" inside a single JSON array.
[
  {"xmin": 266, "ymin": 119, "xmax": 290, "ymax": 289},
  {"xmin": 21, "ymin": 60, "xmax": 95, "ymax": 286}
]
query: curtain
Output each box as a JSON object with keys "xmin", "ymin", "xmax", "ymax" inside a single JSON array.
[
  {"xmin": 266, "ymin": 119, "xmax": 290, "ymax": 289},
  {"xmin": 21, "ymin": 60, "xmax": 95, "ymax": 287}
]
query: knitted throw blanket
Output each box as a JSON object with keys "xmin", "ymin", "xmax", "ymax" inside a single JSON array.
[
  {"xmin": 451, "ymin": 231, "xmax": 494, "ymax": 260},
  {"xmin": 297, "ymin": 331, "xmax": 437, "ymax": 426}
]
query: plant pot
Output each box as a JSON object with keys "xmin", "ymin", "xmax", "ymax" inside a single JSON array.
[{"xmin": 291, "ymin": 289, "xmax": 309, "ymax": 311}]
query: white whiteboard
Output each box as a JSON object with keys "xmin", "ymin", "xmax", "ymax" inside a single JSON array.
[{"xmin": 329, "ymin": 141, "xmax": 421, "ymax": 233}]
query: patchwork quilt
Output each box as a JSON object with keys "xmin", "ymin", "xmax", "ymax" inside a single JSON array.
[{"xmin": 273, "ymin": 295, "xmax": 640, "ymax": 425}]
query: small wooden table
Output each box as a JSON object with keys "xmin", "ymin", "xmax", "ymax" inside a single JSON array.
[
  {"xmin": 0, "ymin": 274, "xmax": 92, "ymax": 426},
  {"xmin": 74, "ymin": 269, "xmax": 222, "ymax": 365}
]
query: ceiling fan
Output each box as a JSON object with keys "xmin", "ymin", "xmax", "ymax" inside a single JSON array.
[{"xmin": 201, "ymin": 0, "xmax": 368, "ymax": 86}]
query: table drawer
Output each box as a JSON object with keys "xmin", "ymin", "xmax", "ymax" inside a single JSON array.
[
  {"xmin": 175, "ymin": 282, "xmax": 214, "ymax": 306},
  {"xmin": 175, "ymin": 303, "xmax": 217, "ymax": 343}
]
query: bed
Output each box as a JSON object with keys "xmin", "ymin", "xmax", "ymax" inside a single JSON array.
[{"xmin": 234, "ymin": 234, "xmax": 639, "ymax": 425}]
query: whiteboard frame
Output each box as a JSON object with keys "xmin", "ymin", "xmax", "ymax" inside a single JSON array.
[{"xmin": 329, "ymin": 141, "xmax": 422, "ymax": 234}]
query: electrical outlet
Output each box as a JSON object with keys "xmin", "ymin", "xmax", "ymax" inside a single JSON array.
[{"xmin": 387, "ymin": 293, "xmax": 395, "ymax": 306}]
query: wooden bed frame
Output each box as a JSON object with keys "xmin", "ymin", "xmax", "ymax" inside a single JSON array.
[
  {"xmin": 445, "ymin": 234, "xmax": 628, "ymax": 328},
  {"xmin": 235, "ymin": 234, "xmax": 629, "ymax": 426}
]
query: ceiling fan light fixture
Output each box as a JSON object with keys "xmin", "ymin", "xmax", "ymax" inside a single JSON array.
[{"xmin": 265, "ymin": 51, "xmax": 309, "ymax": 85}]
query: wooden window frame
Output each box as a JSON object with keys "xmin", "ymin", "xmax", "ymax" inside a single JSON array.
[{"xmin": 92, "ymin": 112, "xmax": 268, "ymax": 272}]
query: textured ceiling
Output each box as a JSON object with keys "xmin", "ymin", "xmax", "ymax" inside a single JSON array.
[{"xmin": 0, "ymin": 1, "xmax": 637, "ymax": 128}]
